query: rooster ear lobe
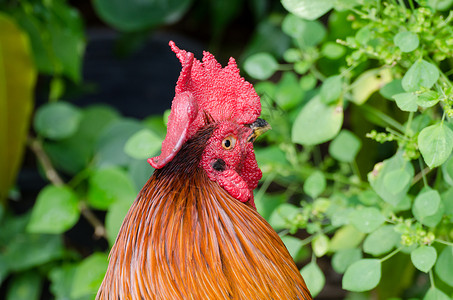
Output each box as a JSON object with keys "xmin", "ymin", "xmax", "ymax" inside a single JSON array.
[{"xmin": 148, "ymin": 92, "xmax": 198, "ymax": 169}]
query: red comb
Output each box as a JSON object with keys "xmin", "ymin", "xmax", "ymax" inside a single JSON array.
[{"xmin": 148, "ymin": 41, "xmax": 261, "ymax": 169}]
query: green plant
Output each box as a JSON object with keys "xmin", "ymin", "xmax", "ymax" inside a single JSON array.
[{"xmin": 243, "ymin": 0, "xmax": 453, "ymax": 298}]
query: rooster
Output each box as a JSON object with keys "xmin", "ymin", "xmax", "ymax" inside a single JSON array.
[{"xmin": 97, "ymin": 42, "xmax": 312, "ymax": 300}]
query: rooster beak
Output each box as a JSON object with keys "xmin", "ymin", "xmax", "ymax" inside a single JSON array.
[{"xmin": 247, "ymin": 118, "xmax": 271, "ymax": 143}]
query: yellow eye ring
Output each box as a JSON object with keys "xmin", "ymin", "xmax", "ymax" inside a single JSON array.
[{"xmin": 222, "ymin": 135, "xmax": 236, "ymax": 150}]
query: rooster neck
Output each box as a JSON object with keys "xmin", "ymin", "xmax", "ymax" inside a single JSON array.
[
  {"xmin": 155, "ymin": 123, "xmax": 216, "ymax": 178},
  {"xmin": 97, "ymin": 125, "xmax": 312, "ymax": 300}
]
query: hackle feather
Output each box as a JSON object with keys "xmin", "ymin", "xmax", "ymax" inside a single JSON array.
[{"xmin": 97, "ymin": 126, "xmax": 311, "ymax": 300}]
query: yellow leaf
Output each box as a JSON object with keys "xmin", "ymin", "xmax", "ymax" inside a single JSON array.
[
  {"xmin": 0, "ymin": 13, "xmax": 37, "ymax": 201},
  {"xmin": 351, "ymin": 68, "xmax": 392, "ymax": 105}
]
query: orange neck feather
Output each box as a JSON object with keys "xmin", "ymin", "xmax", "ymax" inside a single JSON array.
[{"xmin": 97, "ymin": 127, "xmax": 312, "ymax": 300}]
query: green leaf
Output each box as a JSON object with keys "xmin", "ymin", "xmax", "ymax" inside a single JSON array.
[
  {"xmin": 243, "ymin": 52, "xmax": 279, "ymax": 80},
  {"xmin": 368, "ymin": 152, "xmax": 414, "ymax": 205},
  {"xmin": 274, "ymin": 72, "xmax": 304, "ymax": 110},
  {"xmin": 333, "ymin": 0, "xmax": 361, "ymax": 11},
  {"xmin": 351, "ymin": 68, "xmax": 392, "ymax": 105},
  {"xmin": 423, "ymin": 287, "xmax": 451, "ymax": 300},
  {"xmin": 292, "ymin": 96, "xmax": 343, "ymax": 146},
  {"xmin": 321, "ymin": 42, "xmax": 346, "ymax": 59},
  {"xmin": 304, "ymin": 171, "xmax": 326, "ymax": 198},
  {"xmin": 300, "ymin": 74, "xmax": 317, "ymax": 90},
  {"xmin": 320, "ymin": 75, "xmax": 342, "ymax": 104},
  {"xmin": 281, "ymin": 14, "xmax": 326, "ymax": 47},
  {"xmin": 6, "ymin": 271, "xmax": 42, "ymax": 300},
  {"xmin": 342, "ymin": 259, "xmax": 381, "ymax": 292},
  {"xmin": 441, "ymin": 187, "xmax": 453, "ymax": 217},
  {"xmin": 402, "ymin": 59, "xmax": 439, "ymax": 92},
  {"xmin": 329, "ymin": 130, "xmax": 361, "ymax": 163},
  {"xmin": 255, "ymin": 193, "xmax": 286, "ymax": 221},
  {"xmin": 128, "ymin": 158, "xmax": 154, "ymax": 192},
  {"xmin": 0, "ymin": 14, "xmax": 37, "ymax": 201},
  {"xmin": 331, "ymin": 207, "xmax": 354, "ymax": 227},
  {"xmin": 34, "ymin": 102, "xmax": 82, "ymax": 140},
  {"xmin": 255, "ymin": 146, "xmax": 289, "ymax": 175},
  {"xmin": 88, "ymin": 167, "xmax": 136, "ymax": 210},
  {"xmin": 349, "ymin": 207, "xmax": 385, "ymax": 234},
  {"xmin": 49, "ymin": 264, "xmax": 78, "ymax": 300},
  {"xmin": 294, "ymin": 60, "xmax": 310, "ymax": 74},
  {"xmin": 42, "ymin": 105, "xmax": 120, "ymax": 175},
  {"xmin": 71, "ymin": 252, "xmax": 108, "ymax": 299},
  {"xmin": 394, "ymin": 31, "xmax": 419, "ymax": 52},
  {"xmin": 93, "ymin": 0, "xmax": 192, "ymax": 31},
  {"xmin": 312, "ymin": 234, "xmax": 330, "ymax": 257},
  {"xmin": 47, "ymin": 3, "xmax": 85, "ymax": 82},
  {"xmin": 417, "ymin": 90, "xmax": 440, "ymax": 108},
  {"xmin": 281, "ymin": 0, "xmax": 334, "ymax": 20},
  {"xmin": 124, "ymin": 128, "xmax": 163, "ymax": 159},
  {"xmin": 392, "ymin": 93, "xmax": 418, "ymax": 112},
  {"xmin": 363, "ymin": 225, "xmax": 400, "ymax": 256},
  {"xmin": 96, "ymin": 119, "xmax": 144, "ymax": 167},
  {"xmin": 383, "ymin": 168, "xmax": 412, "ymax": 194},
  {"xmin": 411, "ymin": 114, "xmax": 432, "ymax": 135},
  {"xmin": 281, "ymin": 235, "xmax": 304, "ymax": 259},
  {"xmin": 105, "ymin": 200, "xmax": 132, "ymax": 246},
  {"xmin": 241, "ymin": 20, "xmax": 291, "ymax": 60},
  {"xmin": 14, "ymin": 3, "xmax": 85, "ymax": 81},
  {"xmin": 435, "ymin": 246, "xmax": 453, "ymax": 287},
  {"xmin": 418, "ymin": 123, "xmax": 453, "ymax": 168},
  {"xmin": 332, "ymin": 248, "xmax": 362, "ymax": 274},
  {"xmin": 426, "ymin": 0, "xmax": 453, "ymax": 11},
  {"xmin": 300, "ymin": 262, "xmax": 325, "ymax": 297},
  {"xmin": 283, "ymin": 48, "xmax": 301, "ymax": 62},
  {"xmin": 411, "ymin": 246, "xmax": 437, "ymax": 273},
  {"xmin": 268, "ymin": 203, "xmax": 299, "ymax": 230},
  {"xmin": 355, "ymin": 26, "xmax": 372, "ymax": 45},
  {"xmin": 413, "ymin": 189, "xmax": 441, "ymax": 221},
  {"xmin": 0, "ymin": 255, "xmax": 8, "ymax": 285},
  {"xmin": 13, "ymin": 12, "xmax": 53, "ymax": 74},
  {"xmin": 358, "ymin": 190, "xmax": 380, "ymax": 206},
  {"xmin": 4, "ymin": 233, "xmax": 63, "ymax": 272},
  {"xmin": 330, "ymin": 225, "xmax": 365, "ymax": 251},
  {"xmin": 380, "ymin": 79, "xmax": 405, "ymax": 100},
  {"xmin": 27, "ymin": 185, "xmax": 80, "ymax": 234}
]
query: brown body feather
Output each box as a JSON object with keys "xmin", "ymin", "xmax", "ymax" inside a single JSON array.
[{"xmin": 97, "ymin": 126, "xmax": 311, "ymax": 300}]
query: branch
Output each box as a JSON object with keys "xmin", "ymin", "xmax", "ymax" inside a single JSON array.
[
  {"xmin": 80, "ymin": 202, "xmax": 107, "ymax": 239},
  {"xmin": 28, "ymin": 136, "xmax": 64, "ymax": 186},
  {"xmin": 28, "ymin": 136, "xmax": 107, "ymax": 239}
]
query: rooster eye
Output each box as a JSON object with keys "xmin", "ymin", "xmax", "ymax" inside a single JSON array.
[{"xmin": 222, "ymin": 136, "xmax": 236, "ymax": 150}]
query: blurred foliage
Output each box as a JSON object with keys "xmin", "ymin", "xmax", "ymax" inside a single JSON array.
[{"xmin": 1, "ymin": 0, "xmax": 453, "ymax": 299}]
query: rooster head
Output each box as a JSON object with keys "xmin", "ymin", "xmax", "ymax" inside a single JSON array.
[{"xmin": 149, "ymin": 41, "xmax": 269, "ymax": 207}]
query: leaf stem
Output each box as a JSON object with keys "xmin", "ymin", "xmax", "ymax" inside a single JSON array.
[
  {"xmin": 323, "ymin": 172, "xmax": 368, "ymax": 189},
  {"xmin": 408, "ymin": 0, "xmax": 415, "ymax": 10},
  {"xmin": 256, "ymin": 172, "xmax": 276, "ymax": 200},
  {"xmin": 28, "ymin": 136, "xmax": 107, "ymax": 239},
  {"xmin": 429, "ymin": 269, "xmax": 435, "ymax": 289},
  {"xmin": 380, "ymin": 247, "xmax": 402, "ymax": 262},
  {"xmin": 80, "ymin": 201, "xmax": 107, "ymax": 239},
  {"xmin": 28, "ymin": 136, "xmax": 64, "ymax": 186},
  {"xmin": 404, "ymin": 111, "xmax": 414, "ymax": 138},
  {"xmin": 361, "ymin": 104, "xmax": 405, "ymax": 132},
  {"xmin": 435, "ymin": 239, "xmax": 453, "ymax": 247},
  {"xmin": 351, "ymin": 160, "xmax": 362, "ymax": 181},
  {"xmin": 415, "ymin": 158, "xmax": 429, "ymax": 187},
  {"xmin": 68, "ymin": 168, "xmax": 91, "ymax": 189}
]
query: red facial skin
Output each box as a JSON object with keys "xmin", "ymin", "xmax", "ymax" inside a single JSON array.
[{"xmin": 199, "ymin": 121, "xmax": 262, "ymax": 208}]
